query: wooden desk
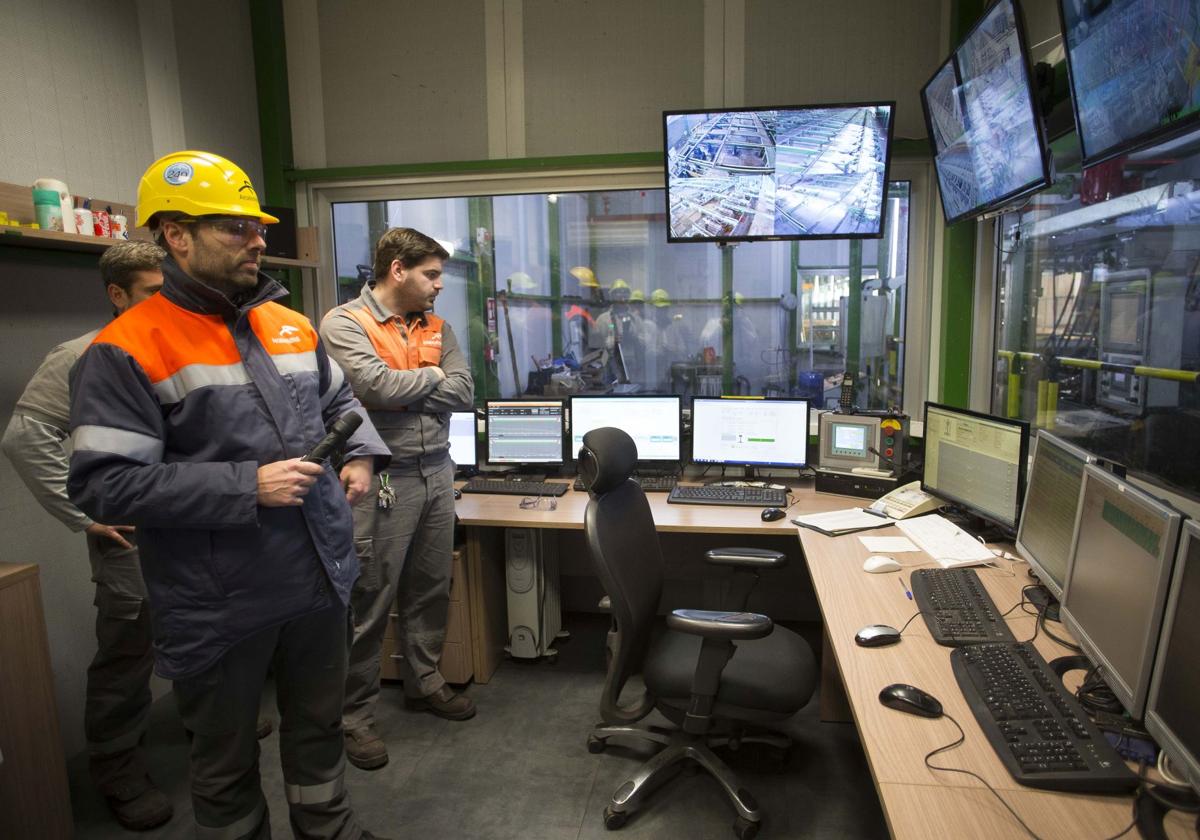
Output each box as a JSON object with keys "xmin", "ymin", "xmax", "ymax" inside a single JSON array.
[{"xmin": 453, "ymin": 483, "xmax": 1191, "ymax": 839}]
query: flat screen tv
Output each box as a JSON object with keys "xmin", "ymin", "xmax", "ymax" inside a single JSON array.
[
  {"xmin": 663, "ymin": 102, "xmax": 895, "ymax": 242},
  {"xmin": 1059, "ymin": 0, "xmax": 1200, "ymax": 166},
  {"xmin": 921, "ymin": 0, "xmax": 1052, "ymax": 224}
]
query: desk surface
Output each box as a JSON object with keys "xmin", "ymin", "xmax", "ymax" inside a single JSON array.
[{"xmin": 453, "ymin": 482, "xmax": 1191, "ymax": 839}]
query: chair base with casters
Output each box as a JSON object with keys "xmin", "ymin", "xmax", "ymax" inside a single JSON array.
[{"xmin": 578, "ymin": 427, "xmax": 818, "ymax": 840}]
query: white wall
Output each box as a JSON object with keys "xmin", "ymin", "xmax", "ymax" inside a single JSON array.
[{"xmin": 0, "ymin": 0, "xmax": 261, "ymax": 759}]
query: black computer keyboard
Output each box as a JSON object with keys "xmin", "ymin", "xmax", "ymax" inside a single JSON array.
[
  {"xmin": 572, "ymin": 475, "xmax": 678, "ymax": 492},
  {"xmin": 666, "ymin": 485, "xmax": 788, "ymax": 508},
  {"xmin": 910, "ymin": 568, "xmax": 1016, "ymax": 646},
  {"xmin": 951, "ymin": 642, "xmax": 1138, "ymax": 793},
  {"xmin": 460, "ymin": 479, "xmax": 569, "ymax": 497}
]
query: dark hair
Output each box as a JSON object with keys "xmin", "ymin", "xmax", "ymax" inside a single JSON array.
[
  {"xmin": 99, "ymin": 240, "xmax": 166, "ymax": 293},
  {"xmin": 372, "ymin": 227, "xmax": 449, "ymax": 283}
]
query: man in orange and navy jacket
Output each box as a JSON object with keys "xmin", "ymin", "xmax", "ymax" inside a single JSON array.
[
  {"xmin": 320, "ymin": 227, "xmax": 475, "ymax": 772},
  {"xmin": 67, "ymin": 151, "xmax": 392, "ymax": 840}
]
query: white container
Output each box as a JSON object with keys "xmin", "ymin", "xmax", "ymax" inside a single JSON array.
[
  {"xmin": 32, "ymin": 178, "xmax": 76, "ymax": 234},
  {"xmin": 73, "ymin": 207, "xmax": 94, "ymax": 237},
  {"xmin": 110, "ymin": 214, "xmax": 128, "ymax": 239}
]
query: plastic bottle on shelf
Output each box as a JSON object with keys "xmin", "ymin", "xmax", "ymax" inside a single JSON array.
[
  {"xmin": 33, "ymin": 188, "xmax": 65, "ymax": 232},
  {"xmin": 110, "ymin": 212, "xmax": 128, "ymax": 239},
  {"xmin": 93, "ymin": 208, "xmax": 111, "ymax": 237},
  {"xmin": 31, "ymin": 178, "xmax": 76, "ymax": 233},
  {"xmin": 73, "ymin": 197, "xmax": 94, "ymax": 237}
]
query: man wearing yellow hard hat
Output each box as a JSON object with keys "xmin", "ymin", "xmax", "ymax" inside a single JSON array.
[{"xmin": 67, "ymin": 151, "xmax": 392, "ymax": 840}]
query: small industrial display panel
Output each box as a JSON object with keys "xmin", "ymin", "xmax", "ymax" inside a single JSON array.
[{"xmin": 663, "ymin": 102, "xmax": 895, "ymax": 242}]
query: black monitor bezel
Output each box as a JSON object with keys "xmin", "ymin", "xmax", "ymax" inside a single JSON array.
[
  {"xmin": 1014, "ymin": 429, "xmax": 1098, "ymax": 602},
  {"xmin": 1056, "ymin": 0, "xmax": 1200, "ymax": 168},
  {"xmin": 661, "ymin": 100, "xmax": 897, "ymax": 243},
  {"xmin": 483, "ymin": 398, "xmax": 566, "ymax": 466},
  {"xmin": 920, "ymin": 400, "xmax": 1031, "ymax": 531},
  {"xmin": 919, "ymin": 0, "xmax": 1053, "ymax": 225},
  {"xmin": 688, "ymin": 396, "xmax": 810, "ymax": 469},
  {"xmin": 1144, "ymin": 518, "xmax": 1200, "ymax": 794},
  {"xmin": 568, "ymin": 394, "xmax": 683, "ymax": 467}
]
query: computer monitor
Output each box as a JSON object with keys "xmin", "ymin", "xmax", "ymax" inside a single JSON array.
[
  {"xmin": 663, "ymin": 102, "xmax": 896, "ymax": 242},
  {"xmin": 1061, "ymin": 465, "xmax": 1183, "ymax": 720},
  {"xmin": 484, "ymin": 399, "xmax": 565, "ymax": 465},
  {"xmin": 1059, "ymin": 0, "xmax": 1200, "ymax": 167},
  {"xmin": 569, "ymin": 395, "xmax": 682, "ymax": 466},
  {"xmin": 920, "ymin": 0, "xmax": 1051, "ymax": 224},
  {"xmin": 1015, "ymin": 431, "xmax": 1097, "ymax": 602},
  {"xmin": 921, "ymin": 402, "xmax": 1030, "ymax": 531},
  {"xmin": 1145, "ymin": 520, "xmax": 1200, "ymax": 795},
  {"xmin": 817, "ymin": 412, "xmax": 882, "ymax": 472},
  {"xmin": 447, "ymin": 411, "xmax": 478, "ymax": 471},
  {"xmin": 690, "ymin": 397, "xmax": 809, "ymax": 470}
]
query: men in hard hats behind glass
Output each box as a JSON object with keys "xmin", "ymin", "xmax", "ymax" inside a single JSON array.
[{"xmin": 67, "ymin": 150, "xmax": 392, "ymax": 839}]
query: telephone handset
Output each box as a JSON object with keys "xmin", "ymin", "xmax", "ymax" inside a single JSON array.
[{"xmin": 868, "ymin": 481, "xmax": 942, "ymax": 520}]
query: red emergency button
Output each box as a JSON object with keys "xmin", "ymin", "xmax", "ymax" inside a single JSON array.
[{"xmin": 884, "ymin": 448, "xmax": 894, "ymax": 457}]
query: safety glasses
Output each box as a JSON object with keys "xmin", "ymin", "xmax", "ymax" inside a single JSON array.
[{"xmin": 178, "ymin": 217, "xmax": 269, "ymax": 243}]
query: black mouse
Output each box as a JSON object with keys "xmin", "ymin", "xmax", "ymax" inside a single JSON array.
[
  {"xmin": 878, "ymin": 683, "xmax": 943, "ymax": 718},
  {"xmin": 760, "ymin": 507, "xmax": 786, "ymax": 522},
  {"xmin": 453, "ymin": 488, "xmax": 462, "ymax": 500},
  {"xmin": 855, "ymin": 624, "xmax": 901, "ymax": 647}
]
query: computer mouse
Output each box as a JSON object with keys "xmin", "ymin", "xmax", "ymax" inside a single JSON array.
[
  {"xmin": 878, "ymin": 683, "xmax": 943, "ymax": 718},
  {"xmin": 453, "ymin": 488, "xmax": 462, "ymax": 500},
  {"xmin": 863, "ymin": 554, "xmax": 901, "ymax": 574},
  {"xmin": 760, "ymin": 507, "xmax": 786, "ymax": 522},
  {"xmin": 855, "ymin": 624, "xmax": 901, "ymax": 647}
]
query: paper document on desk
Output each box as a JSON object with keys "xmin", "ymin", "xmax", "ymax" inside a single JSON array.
[
  {"xmin": 792, "ymin": 508, "xmax": 893, "ymax": 537},
  {"xmin": 858, "ymin": 536, "xmax": 920, "ymax": 554},
  {"xmin": 895, "ymin": 514, "xmax": 996, "ymax": 568}
]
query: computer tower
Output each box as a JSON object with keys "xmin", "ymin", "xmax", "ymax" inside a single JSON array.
[{"xmin": 504, "ymin": 528, "xmax": 562, "ymax": 660}]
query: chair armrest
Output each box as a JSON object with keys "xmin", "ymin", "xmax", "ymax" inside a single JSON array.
[
  {"xmin": 704, "ymin": 547, "xmax": 787, "ymax": 569},
  {"xmin": 667, "ymin": 609, "xmax": 773, "ymax": 640}
]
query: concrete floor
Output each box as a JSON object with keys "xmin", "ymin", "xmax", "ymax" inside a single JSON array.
[{"xmin": 70, "ymin": 614, "xmax": 888, "ymax": 840}]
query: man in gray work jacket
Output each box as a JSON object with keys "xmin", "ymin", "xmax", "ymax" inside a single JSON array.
[
  {"xmin": 2, "ymin": 240, "xmax": 174, "ymax": 831},
  {"xmin": 320, "ymin": 227, "xmax": 475, "ymax": 771}
]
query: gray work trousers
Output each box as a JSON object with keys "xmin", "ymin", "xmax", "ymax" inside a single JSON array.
[
  {"xmin": 343, "ymin": 464, "xmax": 455, "ymax": 731},
  {"xmin": 84, "ymin": 532, "xmax": 155, "ymax": 797},
  {"xmin": 173, "ymin": 600, "xmax": 361, "ymax": 840}
]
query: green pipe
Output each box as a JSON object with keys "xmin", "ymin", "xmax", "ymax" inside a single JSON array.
[{"xmin": 721, "ymin": 245, "xmax": 734, "ymax": 395}]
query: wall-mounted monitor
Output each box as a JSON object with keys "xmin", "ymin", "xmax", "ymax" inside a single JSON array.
[
  {"xmin": 569, "ymin": 395, "xmax": 682, "ymax": 465},
  {"xmin": 920, "ymin": 0, "xmax": 1052, "ymax": 224},
  {"xmin": 690, "ymin": 397, "xmax": 809, "ymax": 469},
  {"xmin": 1059, "ymin": 0, "xmax": 1200, "ymax": 167},
  {"xmin": 1061, "ymin": 464, "xmax": 1182, "ymax": 719},
  {"xmin": 484, "ymin": 399, "xmax": 565, "ymax": 465},
  {"xmin": 663, "ymin": 102, "xmax": 895, "ymax": 242}
]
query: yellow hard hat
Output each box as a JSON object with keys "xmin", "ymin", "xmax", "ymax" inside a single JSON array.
[
  {"xmin": 570, "ymin": 266, "xmax": 598, "ymax": 287},
  {"xmin": 733, "ymin": 291, "xmax": 746, "ymax": 306},
  {"xmin": 136, "ymin": 150, "xmax": 279, "ymax": 227},
  {"xmin": 651, "ymin": 288, "xmax": 671, "ymax": 307},
  {"xmin": 629, "ymin": 289, "xmax": 645, "ymax": 302},
  {"xmin": 610, "ymin": 278, "xmax": 630, "ymax": 291},
  {"xmin": 506, "ymin": 271, "xmax": 537, "ymax": 291}
]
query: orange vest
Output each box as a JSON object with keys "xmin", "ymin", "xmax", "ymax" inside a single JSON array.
[{"xmin": 345, "ymin": 306, "xmax": 444, "ymax": 371}]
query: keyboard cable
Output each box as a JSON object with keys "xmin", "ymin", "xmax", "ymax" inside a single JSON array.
[{"xmin": 922, "ymin": 713, "xmax": 1140, "ymax": 840}]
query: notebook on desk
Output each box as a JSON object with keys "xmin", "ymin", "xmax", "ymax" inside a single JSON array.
[
  {"xmin": 792, "ymin": 508, "xmax": 894, "ymax": 537},
  {"xmin": 895, "ymin": 514, "xmax": 996, "ymax": 568}
]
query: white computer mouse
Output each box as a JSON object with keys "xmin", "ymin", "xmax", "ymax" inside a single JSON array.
[{"xmin": 863, "ymin": 555, "xmax": 902, "ymax": 574}]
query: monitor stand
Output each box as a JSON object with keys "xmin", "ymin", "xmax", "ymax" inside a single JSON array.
[
  {"xmin": 1024, "ymin": 581, "xmax": 1061, "ymax": 622},
  {"xmin": 499, "ymin": 466, "xmax": 549, "ymax": 482},
  {"xmin": 941, "ymin": 506, "xmax": 1013, "ymax": 543}
]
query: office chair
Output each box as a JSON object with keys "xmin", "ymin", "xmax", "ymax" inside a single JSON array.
[{"xmin": 578, "ymin": 427, "xmax": 818, "ymax": 840}]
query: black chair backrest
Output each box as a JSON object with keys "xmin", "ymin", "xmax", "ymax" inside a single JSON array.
[{"xmin": 580, "ymin": 427, "xmax": 663, "ymax": 724}]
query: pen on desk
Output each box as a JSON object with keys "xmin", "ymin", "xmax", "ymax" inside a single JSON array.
[
  {"xmin": 899, "ymin": 578, "xmax": 912, "ymax": 600},
  {"xmin": 861, "ymin": 506, "xmax": 889, "ymax": 519}
]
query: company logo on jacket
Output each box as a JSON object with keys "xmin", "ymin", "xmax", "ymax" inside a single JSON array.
[{"xmin": 273, "ymin": 324, "xmax": 302, "ymax": 345}]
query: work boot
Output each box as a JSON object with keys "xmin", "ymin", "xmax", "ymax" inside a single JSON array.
[
  {"xmin": 104, "ymin": 774, "xmax": 173, "ymax": 831},
  {"xmin": 404, "ymin": 685, "xmax": 476, "ymax": 720},
  {"xmin": 344, "ymin": 725, "xmax": 389, "ymax": 770}
]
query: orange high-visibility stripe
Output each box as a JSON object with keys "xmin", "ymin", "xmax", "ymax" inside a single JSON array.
[
  {"xmin": 344, "ymin": 305, "xmax": 443, "ymax": 371},
  {"xmin": 93, "ymin": 296, "xmax": 318, "ymax": 384}
]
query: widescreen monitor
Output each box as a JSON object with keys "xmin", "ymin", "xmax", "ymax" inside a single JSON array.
[
  {"xmin": 484, "ymin": 400, "xmax": 564, "ymax": 465},
  {"xmin": 1015, "ymin": 431, "xmax": 1097, "ymax": 602},
  {"xmin": 569, "ymin": 395, "xmax": 682, "ymax": 465},
  {"xmin": 920, "ymin": 0, "xmax": 1051, "ymax": 224},
  {"xmin": 1059, "ymin": 0, "xmax": 1200, "ymax": 166},
  {"xmin": 448, "ymin": 411, "xmax": 478, "ymax": 471},
  {"xmin": 1061, "ymin": 465, "xmax": 1182, "ymax": 719},
  {"xmin": 690, "ymin": 397, "xmax": 809, "ymax": 468},
  {"xmin": 921, "ymin": 402, "xmax": 1030, "ymax": 531},
  {"xmin": 663, "ymin": 102, "xmax": 895, "ymax": 242},
  {"xmin": 1145, "ymin": 520, "xmax": 1200, "ymax": 795}
]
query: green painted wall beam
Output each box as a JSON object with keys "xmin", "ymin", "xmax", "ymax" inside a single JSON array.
[
  {"xmin": 467, "ymin": 198, "xmax": 499, "ymax": 402},
  {"xmin": 547, "ymin": 197, "xmax": 563, "ymax": 354},
  {"xmin": 846, "ymin": 240, "xmax": 863, "ymax": 397},
  {"xmin": 721, "ymin": 244, "xmax": 734, "ymax": 394},
  {"xmin": 788, "ymin": 241, "xmax": 800, "ymax": 387}
]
